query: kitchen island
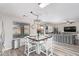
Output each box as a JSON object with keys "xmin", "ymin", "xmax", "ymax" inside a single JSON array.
[{"xmin": 53, "ymin": 33, "xmax": 77, "ymax": 45}]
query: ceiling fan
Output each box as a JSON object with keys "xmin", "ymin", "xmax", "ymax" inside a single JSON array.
[{"xmin": 66, "ymin": 20, "xmax": 75, "ymax": 24}]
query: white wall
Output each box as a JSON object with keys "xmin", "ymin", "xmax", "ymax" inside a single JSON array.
[{"xmin": 57, "ymin": 21, "xmax": 79, "ymax": 33}]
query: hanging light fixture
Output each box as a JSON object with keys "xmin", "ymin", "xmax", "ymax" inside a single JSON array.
[
  {"xmin": 30, "ymin": 11, "xmax": 41, "ymax": 24},
  {"xmin": 30, "ymin": 11, "xmax": 41, "ymax": 29}
]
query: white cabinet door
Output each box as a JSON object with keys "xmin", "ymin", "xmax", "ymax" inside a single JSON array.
[
  {"xmin": 0, "ymin": 20, "xmax": 2, "ymax": 55},
  {"xmin": 0, "ymin": 20, "xmax": 2, "ymax": 43},
  {"xmin": 0, "ymin": 20, "xmax": 2, "ymax": 38}
]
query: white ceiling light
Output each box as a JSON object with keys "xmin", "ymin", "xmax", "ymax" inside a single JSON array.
[{"xmin": 38, "ymin": 3, "xmax": 50, "ymax": 8}]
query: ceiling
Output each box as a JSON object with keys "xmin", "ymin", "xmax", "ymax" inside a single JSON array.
[{"xmin": 0, "ymin": 3, "xmax": 79, "ymax": 23}]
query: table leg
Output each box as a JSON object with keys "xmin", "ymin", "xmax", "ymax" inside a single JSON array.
[{"xmin": 36, "ymin": 42, "xmax": 40, "ymax": 54}]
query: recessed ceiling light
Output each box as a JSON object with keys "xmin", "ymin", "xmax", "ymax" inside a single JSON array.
[{"xmin": 38, "ymin": 3, "xmax": 50, "ymax": 8}]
